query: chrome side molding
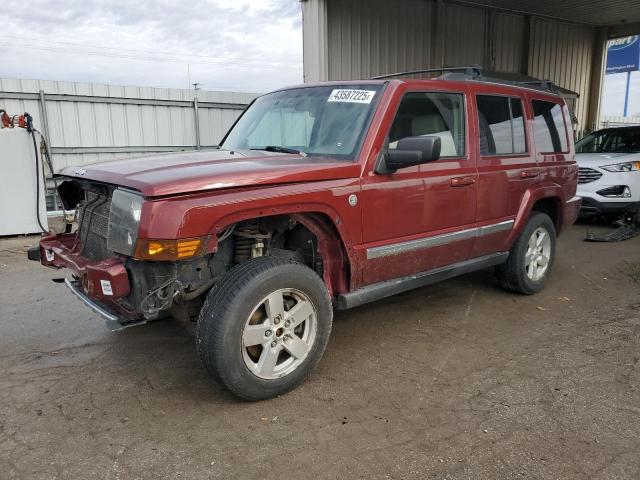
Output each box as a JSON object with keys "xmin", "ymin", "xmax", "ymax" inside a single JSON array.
[{"xmin": 366, "ymin": 220, "xmax": 514, "ymax": 260}]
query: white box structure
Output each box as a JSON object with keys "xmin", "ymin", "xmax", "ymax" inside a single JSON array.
[{"xmin": 0, "ymin": 128, "xmax": 48, "ymax": 235}]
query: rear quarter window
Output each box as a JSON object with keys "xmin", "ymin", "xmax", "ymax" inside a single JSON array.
[{"xmin": 531, "ymin": 100, "xmax": 568, "ymax": 153}]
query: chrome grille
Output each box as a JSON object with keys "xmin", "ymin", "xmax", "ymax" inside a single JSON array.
[
  {"xmin": 578, "ymin": 167, "xmax": 603, "ymax": 184},
  {"xmin": 78, "ymin": 192, "xmax": 112, "ymax": 261}
]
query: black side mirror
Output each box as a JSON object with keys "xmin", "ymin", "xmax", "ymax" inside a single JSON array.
[{"xmin": 384, "ymin": 136, "xmax": 441, "ymax": 171}]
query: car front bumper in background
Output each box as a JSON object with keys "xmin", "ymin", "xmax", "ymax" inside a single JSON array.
[
  {"xmin": 579, "ymin": 198, "xmax": 639, "ymax": 215},
  {"xmin": 577, "ymin": 168, "xmax": 640, "ymax": 215}
]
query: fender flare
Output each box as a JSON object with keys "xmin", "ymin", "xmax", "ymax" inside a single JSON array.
[
  {"xmin": 207, "ymin": 204, "xmax": 354, "ymax": 297},
  {"xmin": 506, "ymin": 182, "xmax": 566, "ymax": 247}
]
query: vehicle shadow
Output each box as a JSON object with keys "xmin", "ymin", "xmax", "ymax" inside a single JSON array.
[
  {"xmin": 98, "ymin": 317, "xmax": 243, "ymax": 404},
  {"xmin": 100, "ymin": 269, "xmax": 498, "ymax": 404}
]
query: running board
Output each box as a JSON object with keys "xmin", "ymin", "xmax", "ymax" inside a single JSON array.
[{"xmin": 337, "ymin": 252, "xmax": 509, "ymax": 310}]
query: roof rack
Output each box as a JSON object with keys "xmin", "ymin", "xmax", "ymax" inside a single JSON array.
[
  {"xmin": 371, "ymin": 65, "xmax": 483, "ymax": 80},
  {"xmin": 518, "ymin": 80, "xmax": 554, "ymax": 89},
  {"xmin": 371, "ymin": 65, "xmax": 577, "ymax": 98}
]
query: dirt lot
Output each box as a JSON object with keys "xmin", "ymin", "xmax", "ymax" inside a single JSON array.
[{"xmin": 1, "ymin": 223, "xmax": 640, "ymax": 480}]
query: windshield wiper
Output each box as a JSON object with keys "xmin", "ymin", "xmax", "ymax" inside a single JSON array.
[{"xmin": 251, "ymin": 146, "xmax": 306, "ymax": 156}]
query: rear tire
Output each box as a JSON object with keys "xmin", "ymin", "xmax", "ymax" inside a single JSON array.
[
  {"xmin": 496, "ymin": 212, "xmax": 556, "ymax": 295},
  {"xmin": 196, "ymin": 257, "xmax": 332, "ymax": 401}
]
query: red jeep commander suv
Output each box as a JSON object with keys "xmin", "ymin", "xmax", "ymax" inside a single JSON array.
[{"xmin": 31, "ymin": 68, "xmax": 580, "ymax": 400}]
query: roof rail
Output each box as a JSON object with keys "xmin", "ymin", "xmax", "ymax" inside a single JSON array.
[
  {"xmin": 372, "ymin": 65, "xmax": 575, "ymax": 97},
  {"xmin": 371, "ymin": 65, "xmax": 483, "ymax": 80},
  {"xmin": 518, "ymin": 80, "xmax": 554, "ymax": 89}
]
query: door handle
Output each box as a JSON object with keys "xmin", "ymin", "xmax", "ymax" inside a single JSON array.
[
  {"xmin": 450, "ymin": 176, "xmax": 476, "ymax": 187},
  {"xmin": 520, "ymin": 170, "xmax": 540, "ymax": 179}
]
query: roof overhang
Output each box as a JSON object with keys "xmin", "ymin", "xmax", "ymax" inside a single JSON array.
[{"xmin": 455, "ymin": 0, "xmax": 640, "ymax": 27}]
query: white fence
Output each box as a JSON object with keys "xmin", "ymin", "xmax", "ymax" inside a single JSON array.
[
  {"xmin": 0, "ymin": 78, "xmax": 256, "ymax": 172},
  {"xmin": 600, "ymin": 116, "xmax": 640, "ymax": 128}
]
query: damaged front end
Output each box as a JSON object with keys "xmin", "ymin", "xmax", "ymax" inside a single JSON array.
[{"xmin": 31, "ymin": 178, "xmax": 222, "ymax": 330}]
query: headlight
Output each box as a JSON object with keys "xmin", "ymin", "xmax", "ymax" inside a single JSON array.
[
  {"xmin": 107, "ymin": 189, "xmax": 143, "ymax": 256},
  {"xmin": 601, "ymin": 161, "xmax": 640, "ymax": 172}
]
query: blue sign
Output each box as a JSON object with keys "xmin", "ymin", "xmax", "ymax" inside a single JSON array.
[{"xmin": 606, "ymin": 36, "xmax": 640, "ymax": 74}]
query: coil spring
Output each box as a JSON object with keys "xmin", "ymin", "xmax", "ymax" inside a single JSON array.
[{"xmin": 233, "ymin": 225, "xmax": 270, "ymax": 263}]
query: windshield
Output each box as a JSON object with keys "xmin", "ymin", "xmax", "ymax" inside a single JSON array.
[
  {"xmin": 221, "ymin": 84, "xmax": 384, "ymax": 159},
  {"xmin": 576, "ymin": 128, "xmax": 640, "ymax": 153}
]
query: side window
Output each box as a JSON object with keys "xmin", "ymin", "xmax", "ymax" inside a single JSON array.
[
  {"xmin": 575, "ymin": 131, "xmax": 604, "ymax": 153},
  {"xmin": 532, "ymin": 100, "xmax": 569, "ymax": 153},
  {"xmin": 388, "ymin": 92, "xmax": 465, "ymax": 157},
  {"xmin": 476, "ymin": 95, "xmax": 527, "ymax": 155}
]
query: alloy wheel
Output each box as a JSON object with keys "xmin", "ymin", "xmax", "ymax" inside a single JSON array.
[
  {"xmin": 241, "ymin": 288, "xmax": 317, "ymax": 380},
  {"xmin": 525, "ymin": 227, "xmax": 551, "ymax": 282}
]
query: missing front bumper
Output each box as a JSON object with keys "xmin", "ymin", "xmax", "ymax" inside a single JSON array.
[{"xmin": 64, "ymin": 279, "xmax": 147, "ymax": 331}]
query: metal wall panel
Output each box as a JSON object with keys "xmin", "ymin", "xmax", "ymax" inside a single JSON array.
[
  {"xmin": 315, "ymin": 0, "xmax": 599, "ymax": 137},
  {"xmin": 0, "ymin": 78, "xmax": 256, "ymax": 171},
  {"xmin": 442, "ymin": 3, "xmax": 487, "ymax": 67},
  {"xmin": 302, "ymin": 0, "xmax": 329, "ymax": 82},
  {"xmin": 491, "ymin": 13, "xmax": 526, "ymax": 73},
  {"xmin": 321, "ymin": 1, "xmax": 542, "ymax": 78},
  {"xmin": 326, "ymin": 0, "xmax": 434, "ymax": 80},
  {"xmin": 528, "ymin": 18, "xmax": 594, "ymax": 137}
]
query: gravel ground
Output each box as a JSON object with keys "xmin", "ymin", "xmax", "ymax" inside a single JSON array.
[{"xmin": 1, "ymin": 222, "xmax": 639, "ymax": 479}]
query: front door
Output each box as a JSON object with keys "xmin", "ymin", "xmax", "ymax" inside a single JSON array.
[{"xmin": 359, "ymin": 87, "xmax": 477, "ymax": 285}]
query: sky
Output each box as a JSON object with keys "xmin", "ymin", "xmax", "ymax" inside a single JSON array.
[{"xmin": 0, "ymin": 0, "xmax": 303, "ymax": 93}]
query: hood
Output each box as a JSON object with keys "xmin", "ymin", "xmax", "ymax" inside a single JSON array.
[
  {"xmin": 58, "ymin": 149, "xmax": 360, "ymax": 197},
  {"xmin": 576, "ymin": 151, "xmax": 640, "ymax": 168}
]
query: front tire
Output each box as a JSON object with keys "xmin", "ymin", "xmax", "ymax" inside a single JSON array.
[
  {"xmin": 496, "ymin": 212, "xmax": 556, "ymax": 295},
  {"xmin": 196, "ymin": 257, "xmax": 332, "ymax": 401}
]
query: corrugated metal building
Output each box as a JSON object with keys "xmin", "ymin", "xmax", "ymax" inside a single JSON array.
[{"xmin": 301, "ymin": 0, "xmax": 640, "ymax": 136}]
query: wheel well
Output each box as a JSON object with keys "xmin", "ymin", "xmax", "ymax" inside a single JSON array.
[
  {"xmin": 214, "ymin": 213, "xmax": 350, "ymax": 297},
  {"xmin": 531, "ymin": 197, "xmax": 561, "ymax": 232}
]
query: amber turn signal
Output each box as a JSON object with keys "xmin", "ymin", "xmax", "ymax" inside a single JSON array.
[{"xmin": 134, "ymin": 237, "xmax": 206, "ymax": 261}]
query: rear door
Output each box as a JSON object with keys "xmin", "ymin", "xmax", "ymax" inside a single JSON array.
[{"xmin": 469, "ymin": 90, "xmax": 538, "ymax": 257}]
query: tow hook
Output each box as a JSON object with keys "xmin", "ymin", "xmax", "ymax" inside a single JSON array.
[{"xmin": 27, "ymin": 246, "xmax": 40, "ymax": 261}]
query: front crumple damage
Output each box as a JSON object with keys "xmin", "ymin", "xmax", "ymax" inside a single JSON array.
[
  {"xmin": 41, "ymin": 230, "xmax": 216, "ymax": 327},
  {"xmin": 38, "ymin": 179, "xmax": 220, "ymax": 328}
]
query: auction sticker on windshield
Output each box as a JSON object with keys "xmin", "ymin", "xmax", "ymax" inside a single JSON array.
[{"xmin": 328, "ymin": 89, "xmax": 376, "ymax": 104}]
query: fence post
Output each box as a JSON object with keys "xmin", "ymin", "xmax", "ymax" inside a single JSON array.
[
  {"xmin": 38, "ymin": 89, "xmax": 58, "ymax": 211},
  {"xmin": 193, "ymin": 97, "xmax": 201, "ymax": 150},
  {"xmin": 38, "ymin": 90, "xmax": 53, "ymax": 167}
]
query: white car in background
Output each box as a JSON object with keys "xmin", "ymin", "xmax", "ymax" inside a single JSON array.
[{"xmin": 575, "ymin": 126, "xmax": 640, "ymax": 223}]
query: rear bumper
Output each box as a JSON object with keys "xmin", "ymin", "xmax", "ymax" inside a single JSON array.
[{"xmin": 32, "ymin": 234, "xmax": 137, "ymax": 324}]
